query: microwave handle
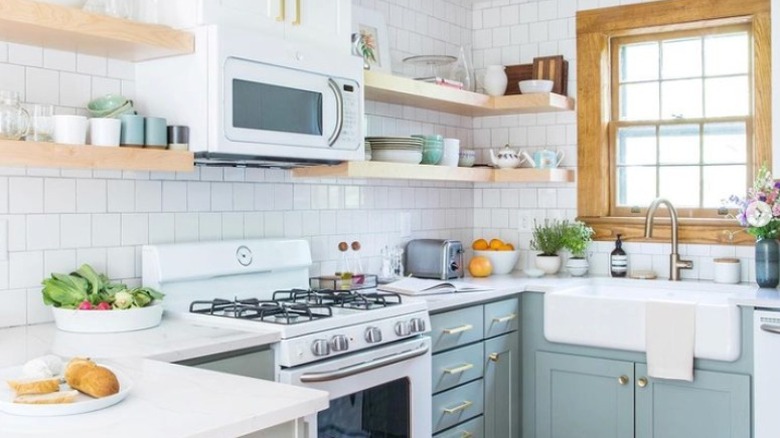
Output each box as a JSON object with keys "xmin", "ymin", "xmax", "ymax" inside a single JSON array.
[{"xmin": 327, "ymin": 78, "xmax": 344, "ymax": 146}]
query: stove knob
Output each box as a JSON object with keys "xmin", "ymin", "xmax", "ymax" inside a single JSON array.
[
  {"xmin": 365, "ymin": 326, "xmax": 383, "ymax": 343},
  {"xmin": 394, "ymin": 321, "xmax": 411, "ymax": 337},
  {"xmin": 311, "ymin": 339, "xmax": 330, "ymax": 357},
  {"xmin": 330, "ymin": 335, "xmax": 349, "ymax": 352},
  {"xmin": 410, "ymin": 317, "xmax": 426, "ymax": 333}
]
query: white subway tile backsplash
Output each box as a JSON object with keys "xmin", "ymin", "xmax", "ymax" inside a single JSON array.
[
  {"xmin": 121, "ymin": 213, "xmax": 149, "ymax": 245},
  {"xmin": 162, "ymin": 181, "xmax": 187, "ymax": 212},
  {"xmin": 26, "ymin": 214, "xmax": 60, "ymax": 250},
  {"xmin": 92, "ymin": 214, "xmax": 121, "ymax": 247},
  {"xmin": 198, "ymin": 212, "xmax": 222, "ymax": 241},
  {"xmin": 59, "ymin": 72, "xmax": 91, "ymax": 107},
  {"xmin": 106, "ymin": 246, "xmax": 135, "ymax": 279},
  {"xmin": 61, "ymin": 214, "xmax": 91, "ymax": 249},
  {"xmin": 76, "ymin": 179, "xmax": 107, "ymax": 213},
  {"xmin": 174, "ymin": 213, "xmax": 199, "ymax": 242},
  {"xmin": 1, "ymin": 288, "xmax": 27, "ymax": 328},
  {"xmin": 107, "ymin": 179, "xmax": 135, "ymax": 212},
  {"xmin": 26, "ymin": 67, "xmax": 60, "ymax": 105},
  {"xmin": 10, "ymin": 177, "xmax": 43, "ymax": 213},
  {"xmin": 148, "ymin": 213, "xmax": 175, "ymax": 244},
  {"xmin": 9, "ymin": 251, "xmax": 43, "ymax": 289}
]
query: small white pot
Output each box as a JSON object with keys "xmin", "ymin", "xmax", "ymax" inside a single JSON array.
[
  {"xmin": 566, "ymin": 258, "xmax": 589, "ymax": 277},
  {"xmin": 483, "ymin": 65, "xmax": 508, "ymax": 96},
  {"xmin": 535, "ymin": 254, "xmax": 561, "ymax": 274}
]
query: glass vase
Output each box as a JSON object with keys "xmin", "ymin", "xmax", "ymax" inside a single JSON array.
[
  {"xmin": 755, "ymin": 238, "xmax": 779, "ymax": 288},
  {"xmin": 451, "ymin": 45, "xmax": 475, "ymax": 92}
]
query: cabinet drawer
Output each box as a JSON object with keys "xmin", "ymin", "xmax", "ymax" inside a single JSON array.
[
  {"xmin": 433, "ymin": 342, "xmax": 484, "ymax": 393},
  {"xmin": 431, "ymin": 306, "xmax": 484, "ymax": 353},
  {"xmin": 434, "ymin": 415, "xmax": 484, "ymax": 438},
  {"xmin": 432, "ymin": 379, "xmax": 485, "ymax": 433},
  {"xmin": 483, "ymin": 298, "xmax": 519, "ymax": 338}
]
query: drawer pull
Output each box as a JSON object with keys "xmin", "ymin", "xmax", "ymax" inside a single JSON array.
[
  {"xmin": 443, "ymin": 400, "xmax": 473, "ymax": 414},
  {"xmin": 443, "ymin": 363, "xmax": 474, "ymax": 374},
  {"xmin": 443, "ymin": 324, "xmax": 473, "ymax": 335},
  {"xmin": 461, "ymin": 432, "xmax": 473, "ymax": 438},
  {"xmin": 276, "ymin": 0, "xmax": 285, "ymax": 21},
  {"xmin": 492, "ymin": 313, "xmax": 517, "ymax": 323},
  {"xmin": 488, "ymin": 352, "xmax": 499, "ymax": 362}
]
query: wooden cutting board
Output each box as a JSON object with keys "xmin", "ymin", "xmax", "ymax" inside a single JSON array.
[{"xmin": 532, "ymin": 55, "xmax": 568, "ymax": 95}]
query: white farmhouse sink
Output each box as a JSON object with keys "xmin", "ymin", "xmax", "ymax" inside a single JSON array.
[{"xmin": 543, "ymin": 279, "xmax": 741, "ymax": 361}]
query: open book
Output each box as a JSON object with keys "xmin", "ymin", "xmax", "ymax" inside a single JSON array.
[{"xmin": 378, "ymin": 277, "xmax": 492, "ymax": 296}]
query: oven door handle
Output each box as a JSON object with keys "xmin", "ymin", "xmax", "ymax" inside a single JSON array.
[
  {"xmin": 327, "ymin": 78, "xmax": 344, "ymax": 147},
  {"xmin": 299, "ymin": 344, "xmax": 429, "ymax": 383},
  {"xmin": 760, "ymin": 324, "xmax": 780, "ymax": 335}
]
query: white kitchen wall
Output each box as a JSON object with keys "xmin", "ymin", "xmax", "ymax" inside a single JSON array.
[{"xmin": 469, "ymin": 0, "xmax": 757, "ymax": 281}]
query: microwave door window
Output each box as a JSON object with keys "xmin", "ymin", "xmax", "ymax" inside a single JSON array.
[{"xmin": 232, "ymin": 79, "xmax": 323, "ymax": 135}]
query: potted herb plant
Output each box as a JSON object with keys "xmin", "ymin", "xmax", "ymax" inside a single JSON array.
[
  {"xmin": 563, "ymin": 221, "xmax": 595, "ymax": 276},
  {"xmin": 530, "ymin": 219, "xmax": 567, "ymax": 274}
]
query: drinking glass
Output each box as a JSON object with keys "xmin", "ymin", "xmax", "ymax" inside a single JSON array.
[{"xmin": 26, "ymin": 104, "xmax": 53, "ymax": 142}]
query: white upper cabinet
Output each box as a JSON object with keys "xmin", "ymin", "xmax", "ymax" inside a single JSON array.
[{"xmin": 158, "ymin": 0, "xmax": 351, "ymax": 54}]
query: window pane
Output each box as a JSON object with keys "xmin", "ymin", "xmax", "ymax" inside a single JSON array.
[
  {"xmin": 705, "ymin": 76, "xmax": 749, "ymax": 117},
  {"xmin": 703, "ymin": 165, "xmax": 746, "ymax": 207},
  {"xmin": 617, "ymin": 126, "xmax": 657, "ymax": 165},
  {"xmin": 620, "ymin": 83, "xmax": 660, "ymax": 121},
  {"xmin": 659, "ymin": 124, "xmax": 700, "ymax": 164},
  {"xmin": 703, "ymin": 122, "xmax": 747, "ymax": 164},
  {"xmin": 705, "ymin": 33, "xmax": 749, "ymax": 76},
  {"xmin": 620, "ymin": 42, "xmax": 659, "ymax": 82},
  {"xmin": 661, "ymin": 79, "xmax": 703, "ymax": 119},
  {"xmin": 661, "ymin": 38, "xmax": 702, "ymax": 79},
  {"xmin": 617, "ymin": 166, "xmax": 657, "ymax": 206},
  {"xmin": 659, "ymin": 166, "xmax": 700, "ymax": 207}
]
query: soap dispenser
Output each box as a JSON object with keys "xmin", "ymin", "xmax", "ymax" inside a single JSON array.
[{"xmin": 610, "ymin": 234, "xmax": 628, "ymax": 277}]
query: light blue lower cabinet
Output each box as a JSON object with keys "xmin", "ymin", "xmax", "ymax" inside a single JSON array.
[
  {"xmin": 484, "ymin": 331, "xmax": 520, "ymax": 438},
  {"xmin": 535, "ymin": 351, "xmax": 751, "ymax": 438},
  {"xmin": 433, "ymin": 379, "xmax": 485, "ymax": 433},
  {"xmin": 535, "ymin": 351, "xmax": 635, "ymax": 438},
  {"xmin": 634, "ymin": 364, "xmax": 750, "ymax": 438},
  {"xmin": 434, "ymin": 415, "xmax": 484, "ymax": 438}
]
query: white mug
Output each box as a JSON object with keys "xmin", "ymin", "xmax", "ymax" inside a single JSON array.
[
  {"xmin": 52, "ymin": 115, "xmax": 88, "ymax": 145},
  {"xmin": 89, "ymin": 118, "xmax": 121, "ymax": 147},
  {"xmin": 440, "ymin": 138, "xmax": 460, "ymax": 167}
]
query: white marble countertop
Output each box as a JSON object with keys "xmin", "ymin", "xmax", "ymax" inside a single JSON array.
[
  {"xmin": 406, "ymin": 273, "xmax": 780, "ymax": 312},
  {"xmin": 0, "ymin": 319, "xmax": 328, "ymax": 438}
]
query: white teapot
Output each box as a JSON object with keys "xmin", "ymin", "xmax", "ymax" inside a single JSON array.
[{"xmin": 490, "ymin": 144, "xmax": 525, "ymax": 169}]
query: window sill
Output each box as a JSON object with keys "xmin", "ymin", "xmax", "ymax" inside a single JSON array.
[{"xmin": 579, "ymin": 216, "xmax": 753, "ymax": 246}]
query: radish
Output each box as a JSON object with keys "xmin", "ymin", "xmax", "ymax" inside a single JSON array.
[
  {"xmin": 96, "ymin": 302, "xmax": 111, "ymax": 311},
  {"xmin": 77, "ymin": 300, "xmax": 93, "ymax": 310}
]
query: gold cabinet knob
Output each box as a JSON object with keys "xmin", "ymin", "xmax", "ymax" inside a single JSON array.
[
  {"xmin": 488, "ymin": 353, "xmax": 499, "ymax": 362},
  {"xmin": 618, "ymin": 375, "xmax": 629, "ymax": 385},
  {"xmin": 637, "ymin": 377, "xmax": 648, "ymax": 388}
]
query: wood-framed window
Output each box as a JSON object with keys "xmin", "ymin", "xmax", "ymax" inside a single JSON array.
[{"xmin": 576, "ymin": 0, "xmax": 770, "ymax": 245}]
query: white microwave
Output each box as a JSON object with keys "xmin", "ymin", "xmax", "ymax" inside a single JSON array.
[{"xmin": 136, "ymin": 26, "xmax": 364, "ymax": 167}]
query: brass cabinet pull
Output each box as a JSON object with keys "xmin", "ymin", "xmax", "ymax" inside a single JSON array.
[
  {"xmin": 443, "ymin": 324, "xmax": 473, "ymax": 335},
  {"xmin": 276, "ymin": 0, "xmax": 285, "ymax": 21},
  {"xmin": 443, "ymin": 400, "xmax": 473, "ymax": 414},
  {"xmin": 292, "ymin": 0, "xmax": 302, "ymax": 25},
  {"xmin": 637, "ymin": 377, "xmax": 648, "ymax": 388},
  {"xmin": 443, "ymin": 363, "xmax": 474, "ymax": 374},
  {"xmin": 618, "ymin": 375, "xmax": 629, "ymax": 385},
  {"xmin": 488, "ymin": 352, "xmax": 500, "ymax": 362},
  {"xmin": 492, "ymin": 313, "xmax": 517, "ymax": 323}
]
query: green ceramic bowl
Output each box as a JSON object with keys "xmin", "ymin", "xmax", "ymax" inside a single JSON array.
[
  {"xmin": 414, "ymin": 134, "xmax": 444, "ymax": 165},
  {"xmin": 87, "ymin": 94, "xmax": 130, "ymax": 118}
]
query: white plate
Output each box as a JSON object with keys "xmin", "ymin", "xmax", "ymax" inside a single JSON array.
[
  {"xmin": 371, "ymin": 149, "xmax": 423, "ymax": 164},
  {"xmin": 0, "ymin": 365, "xmax": 132, "ymax": 416},
  {"xmin": 52, "ymin": 303, "xmax": 163, "ymax": 333}
]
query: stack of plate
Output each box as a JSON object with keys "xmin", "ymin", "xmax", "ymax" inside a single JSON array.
[{"xmin": 365, "ymin": 137, "xmax": 423, "ymax": 164}]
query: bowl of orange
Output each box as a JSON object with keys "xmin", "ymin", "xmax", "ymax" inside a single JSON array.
[{"xmin": 471, "ymin": 238, "xmax": 520, "ymax": 275}]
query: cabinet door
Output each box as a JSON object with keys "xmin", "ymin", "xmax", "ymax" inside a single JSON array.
[
  {"xmin": 284, "ymin": 0, "xmax": 352, "ymax": 54},
  {"xmin": 635, "ymin": 364, "xmax": 750, "ymax": 438},
  {"xmin": 484, "ymin": 332, "xmax": 520, "ymax": 438},
  {"xmin": 536, "ymin": 352, "xmax": 634, "ymax": 438}
]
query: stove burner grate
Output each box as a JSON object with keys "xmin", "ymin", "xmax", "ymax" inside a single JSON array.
[
  {"xmin": 189, "ymin": 297, "xmax": 332, "ymax": 324},
  {"xmin": 271, "ymin": 288, "xmax": 403, "ymax": 310}
]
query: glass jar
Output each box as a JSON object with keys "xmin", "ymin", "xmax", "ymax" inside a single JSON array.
[{"xmin": 0, "ymin": 90, "xmax": 30, "ymax": 141}]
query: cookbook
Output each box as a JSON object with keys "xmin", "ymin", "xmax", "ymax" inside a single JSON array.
[{"xmin": 378, "ymin": 277, "xmax": 492, "ymax": 296}]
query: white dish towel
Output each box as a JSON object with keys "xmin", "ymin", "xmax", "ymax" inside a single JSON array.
[{"xmin": 645, "ymin": 300, "xmax": 696, "ymax": 382}]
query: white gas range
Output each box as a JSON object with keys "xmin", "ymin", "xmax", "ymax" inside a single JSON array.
[{"xmin": 142, "ymin": 239, "xmax": 432, "ymax": 437}]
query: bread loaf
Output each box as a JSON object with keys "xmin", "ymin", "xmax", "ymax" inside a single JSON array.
[
  {"xmin": 72, "ymin": 366, "xmax": 119, "ymax": 398},
  {"xmin": 6, "ymin": 377, "xmax": 60, "ymax": 395},
  {"xmin": 14, "ymin": 390, "xmax": 78, "ymax": 405},
  {"xmin": 64, "ymin": 357, "xmax": 96, "ymax": 388}
]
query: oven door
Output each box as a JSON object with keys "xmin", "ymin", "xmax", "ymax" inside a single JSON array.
[{"xmin": 278, "ymin": 337, "xmax": 432, "ymax": 438}]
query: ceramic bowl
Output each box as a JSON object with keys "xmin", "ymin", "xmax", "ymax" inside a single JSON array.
[
  {"xmin": 421, "ymin": 145, "xmax": 443, "ymax": 165},
  {"xmin": 474, "ymin": 250, "xmax": 520, "ymax": 275},
  {"xmin": 372, "ymin": 149, "xmax": 423, "ymax": 164},
  {"xmin": 52, "ymin": 303, "xmax": 164, "ymax": 333},
  {"xmin": 519, "ymin": 79, "xmax": 554, "ymax": 94},
  {"xmin": 458, "ymin": 149, "xmax": 476, "ymax": 167},
  {"xmin": 87, "ymin": 94, "xmax": 133, "ymax": 118}
]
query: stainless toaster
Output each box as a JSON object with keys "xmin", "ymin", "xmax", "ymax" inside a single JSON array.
[{"xmin": 404, "ymin": 239, "xmax": 464, "ymax": 280}]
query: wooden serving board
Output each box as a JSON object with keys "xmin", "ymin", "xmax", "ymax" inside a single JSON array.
[
  {"xmin": 504, "ymin": 63, "xmax": 534, "ymax": 95},
  {"xmin": 532, "ymin": 55, "xmax": 569, "ymax": 95}
]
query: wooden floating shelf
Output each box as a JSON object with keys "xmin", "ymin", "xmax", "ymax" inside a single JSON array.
[
  {"xmin": 0, "ymin": 139, "xmax": 194, "ymax": 172},
  {"xmin": 364, "ymin": 71, "xmax": 575, "ymax": 116},
  {"xmin": 0, "ymin": 0, "xmax": 194, "ymax": 61},
  {"xmin": 292, "ymin": 161, "xmax": 575, "ymax": 183}
]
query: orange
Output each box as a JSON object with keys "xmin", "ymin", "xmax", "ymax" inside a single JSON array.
[
  {"xmin": 499, "ymin": 243, "xmax": 514, "ymax": 251},
  {"xmin": 468, "ymin": 256, "xmax": 493, "ymax": 277},
  {"xmin": 489, "ymin": 238, "xmax": 504, "ymax": 250},
  {"xmin": 472, "ymin": 238, "xmax": 489, "ymax": 250}
]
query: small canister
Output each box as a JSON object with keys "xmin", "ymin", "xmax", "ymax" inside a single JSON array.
[{"xmin": 713, "ymin": 257, "xmax": 741, "ymax": 284}]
